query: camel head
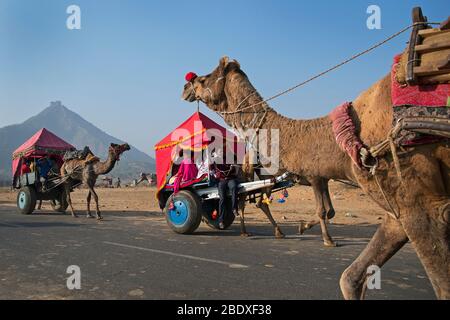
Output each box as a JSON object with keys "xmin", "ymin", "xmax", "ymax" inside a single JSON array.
[
  {"xmin": 181, "ymin": 56, "xmax": 242, "ymax": 112},
  {"xmin": 109, "ymin": 143, "xmax": 131, "ymax": 161}
]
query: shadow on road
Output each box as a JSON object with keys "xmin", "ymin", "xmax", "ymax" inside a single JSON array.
[{"xmin": 0, "ymin": 221, "xmax": 83, "ymax": 228}]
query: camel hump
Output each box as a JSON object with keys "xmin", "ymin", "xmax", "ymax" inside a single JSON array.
[{"xmin": 84, "ymin": 154, "xmax": 100, "ymax": 164}]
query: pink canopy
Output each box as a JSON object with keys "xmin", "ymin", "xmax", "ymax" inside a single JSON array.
[
  {"xmin": 12, "ymin": 128, "xmax": 75, "ymax": 184},
  {"xmin": 154, "ymin": 112, "xmax": 245, "ymax": 199}
]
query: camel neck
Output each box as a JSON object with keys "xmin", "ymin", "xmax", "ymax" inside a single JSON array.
[
  {"xmin": 220, "ymin": 72, "xmax": 349, "ymax": 178},
  {"xmin": 221, "ymin": 74, "xmax": 316, "ymax": 133},
  {"xmin": 94, "ymin": 152, "xmax": 117, "ymax": 176}
]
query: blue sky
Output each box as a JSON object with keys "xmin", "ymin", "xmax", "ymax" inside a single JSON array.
[{"xmin": 0, "ymin": 0, "xmax": 448, "ymax": 156}]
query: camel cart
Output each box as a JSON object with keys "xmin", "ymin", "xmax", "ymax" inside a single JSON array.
[
  {"xmin": 155, "ymin": 112, "xmax": 295, "ymax": 234},
  {"xmin": 12, "ymin": 128, "xmax": 76, "ymax": 215}
]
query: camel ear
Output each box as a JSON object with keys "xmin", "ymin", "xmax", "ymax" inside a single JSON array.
[
  {"xmin": 232, "ymin": 59, "xmax": 240, "ymax": 69},
  {"xmin": 219, "ymin": 56, "xmax": 230, "ymax": 70}
]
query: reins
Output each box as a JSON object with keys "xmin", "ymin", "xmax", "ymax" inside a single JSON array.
[{"xmin": 219, "ymin": 21, "xmax": 440, "ymax": 117}]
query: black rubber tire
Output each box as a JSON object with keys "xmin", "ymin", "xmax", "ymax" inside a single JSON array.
[
  {"xmin": 51, "ymin": 191, "xmax": 69, "ymax": 212},
  {"xmin": 203, "ymin": 211, "xmax": 235, "ymax": 230},
  {"xmin": 202, "ymin": 199, "xmax": 235, "ymax": 230},
  {"xmin": 17, "ymin": 186, "xmax": 37, "ymax": 215},
  {"xmin": 164, "ymin": 190, "xmax": 203, "ymax": 234}
]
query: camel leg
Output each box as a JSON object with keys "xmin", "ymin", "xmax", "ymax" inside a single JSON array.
[
  {"xmin": 311, "ymin": 178, "xmax": 336, "ymax": 247},
  {"xmin": 239, "ymin": 205, "xmax": 252, "ymax": 237},
  {"xmin": 340, "ymin": 214, "xmax": 408, "ymax": 299},
  {"xmin": 322, "ymin": 179, "xmax": 336, "ymax": 220},
  {"xmin": 257, "ymin": 196, "xmax": 284, "ymax": 239},
  {"xmin": 88, "ymin": 185, "xmax": 102, "ymax": 220},
  {"xmin": 298, "ymin": 220, "xmax": 319, "ymax": 234},
  {"xmin": 64, "ymin": 183, "xmax": 78, "ymax": 218},
  {"xmin": 86, "ymin": 191, "xmax": 94, "ymax": 218},
  {"xmin": 37, "ymin": 200, "xmax": 42, "ymax": 210},
  {"xmin": 399, "ymin": 199, "xmax": 450, "ymax": 299}
]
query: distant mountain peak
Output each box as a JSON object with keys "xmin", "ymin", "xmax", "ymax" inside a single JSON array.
[
  {"xmin": 49, "ymin": 100, "xmax": 64, "ymax": 109},
  {"xmin": 41, "ymin": 101, "xmax": 73, "ymax": 116}
]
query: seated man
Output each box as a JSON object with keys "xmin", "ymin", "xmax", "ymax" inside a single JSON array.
[
  {"xmin": 37, "ymin": 156, "xmax": 53, "ymax": 190},
  {"xmin": 210, "ymin": 161, "xmax": 240, "ymax": 230}
]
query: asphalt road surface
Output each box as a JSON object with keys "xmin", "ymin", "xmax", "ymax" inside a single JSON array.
[{"xmin": 0, "ymin": 205, "xmax": 434, "ymax": 300}]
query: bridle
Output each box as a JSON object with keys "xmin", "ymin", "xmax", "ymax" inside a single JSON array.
[
  {"xmin": 187, "ymin": 76, "xmax": 225, "ymax": 104},
  {"xmin": 110, "ymin": 145, "xmax": 128, "ymax": 161}
]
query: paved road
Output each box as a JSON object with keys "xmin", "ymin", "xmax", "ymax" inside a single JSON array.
[{"xmin": 0, "ymin": 204, "xmax": 434, "ymax": 300}]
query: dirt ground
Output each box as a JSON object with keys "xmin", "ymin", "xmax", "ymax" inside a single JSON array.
[{"xmin": 0, "ymin": 181, "xmax": 386, "ymax": 227}]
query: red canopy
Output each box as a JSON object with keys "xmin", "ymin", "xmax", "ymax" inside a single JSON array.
[
  {"xmin": 154, "ymin": 112, "xmax": 243, "ymax": 198},
  {"xmin": 12, "ymin": 128, "xmax": 75, "ymax": 183}
]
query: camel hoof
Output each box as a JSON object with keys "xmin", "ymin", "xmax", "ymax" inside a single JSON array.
[
  {"xmin": 240, "ymin": 232, "xmax": 252, "ymax": 237},
  {"xmin": 298, "ymin": 222, "xmax": 306, "ymax": 235},
  {"xmin": 326, "ymin": 209, "xmax": 336, "ymax": 220},
  {"xmin": 86, "ymin": 214, "xmax": 94, "ymax": 218},
  {"xmin": 324, "ymin": 240, "xmax": 338, "ymax": 247},
  {"xmin": 275, "ymin": 228, "xmax": 285, "ymax": 239},
  {"xmin": 96, "ymin": 216, "xmax": 103, "ymax": 220},
  {"xmin": 72, "ymin": 215, "xmax": 78, "ymax": 218}
]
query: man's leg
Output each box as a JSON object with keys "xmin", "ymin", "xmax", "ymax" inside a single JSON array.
[
  {"xmin": 218, "ymin": 180, "xmax": 227, "ymax": 225},
  {"xmin": 228, "ymin": 179, "xmax": 239, "ymax": 216}
]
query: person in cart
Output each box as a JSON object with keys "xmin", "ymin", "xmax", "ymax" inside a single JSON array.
[
  {"xmin": 37, "ymin": 156, "xmax": 53, "ymax": 190},
  {"xmin": 210, "ymin": 154, "xmax": 240, "ymax": 229},
  {"xmin": 21, "ymin": 160, "xmax": 31, "ymax": 175}
]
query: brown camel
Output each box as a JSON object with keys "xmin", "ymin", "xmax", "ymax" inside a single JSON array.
[
  {"xmin": 182, "ymin": 58, "xmax": 337, "ymax": 244},
  {"xmin": 181, "ymin": 56, "xmax": 450, "ymax": 299},
  {"xmin": 60, "ymin": 143, "xmax": 130, "ymax": 220}
]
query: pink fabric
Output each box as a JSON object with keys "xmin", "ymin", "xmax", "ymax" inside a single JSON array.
[
  {"xmin": 329, "ymin": 102, "xmax": 364, "ymax": 168},
  {"xmin": 173, "ymin": 158, "xmax": 199, "ymax": 194},
  {"xmin": 391, "ymin": 54, "xmax": 450, "ymax": 107},
  {"xmin": 165, "ymin": 174, "xmax": 208, "ymax": 190}
]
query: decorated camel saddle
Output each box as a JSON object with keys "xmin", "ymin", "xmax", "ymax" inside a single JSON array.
[
  {"xmin": 391, "ymin": 8, "xmax": 450, "ymax": 146},
  {"xmin": 63, "ymin": 146, "xmax": 100, "ymax": 164},
  {"xmin": 396, "ymin": 7, "xmax": 450, "ymax": 86},
  {"xmin": 330, "ymin": 8, "xmax": 450, "ymax": 175}
]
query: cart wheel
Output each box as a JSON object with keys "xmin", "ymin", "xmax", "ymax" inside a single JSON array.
[
  {"xmin": 205, "ymin": 213, "xmax": 235, "ymax": 230},
  {"xmin": 51, "ymin": 191, "xmax": 68, "ymax": 213},
  {"xmin": 17, "ymin": 186, "xmax": 37, "ymax": 215},
  {"xmin": 201, "ymin": 200, "xmax": 235, "ymax": 230},
  {"xmin": 164, "ymin": 190, "xmax": 202, "ymax": 234}
]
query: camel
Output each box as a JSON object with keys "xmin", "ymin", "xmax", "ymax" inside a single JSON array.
[
  {"xmin": 181, "ymin": 56, "xmax": 450, "ymax": 299},
  {"xmin": 133, "ymin": 172, "xmax": 156, "ymax": 186},
  {"xmin": 60, "ymin": 143, "xmax": 130, "ymax": 220},
  {"xmin": 182, "ymin": 60, "xmax": 338, "ymax": 244}
]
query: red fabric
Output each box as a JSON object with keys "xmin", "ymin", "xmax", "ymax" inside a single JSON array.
[
  {"xmin": 21, "ymin": 163, "xmax": 31, "ymax": 175},
  {"xmin": 185, "ymin": 72, "xmax": 198, "ymax": 82},
  {"xmin": 391, "ymin": 54, "xmax": 450, "ymax": 107},
  {"xmin": 154, "ymin": 112, "xmax": 244, "ymax": 199},
  {"xmin": 173, "ymin": 158, "xmax": 199, "ymax": 194},
  {"xmin": 329, "ymin": 102, "xmax": 364, "ymax": 168},
  {"xmin": 12, "ymin": 128, "xmax": 75, "ymax": 184}
]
